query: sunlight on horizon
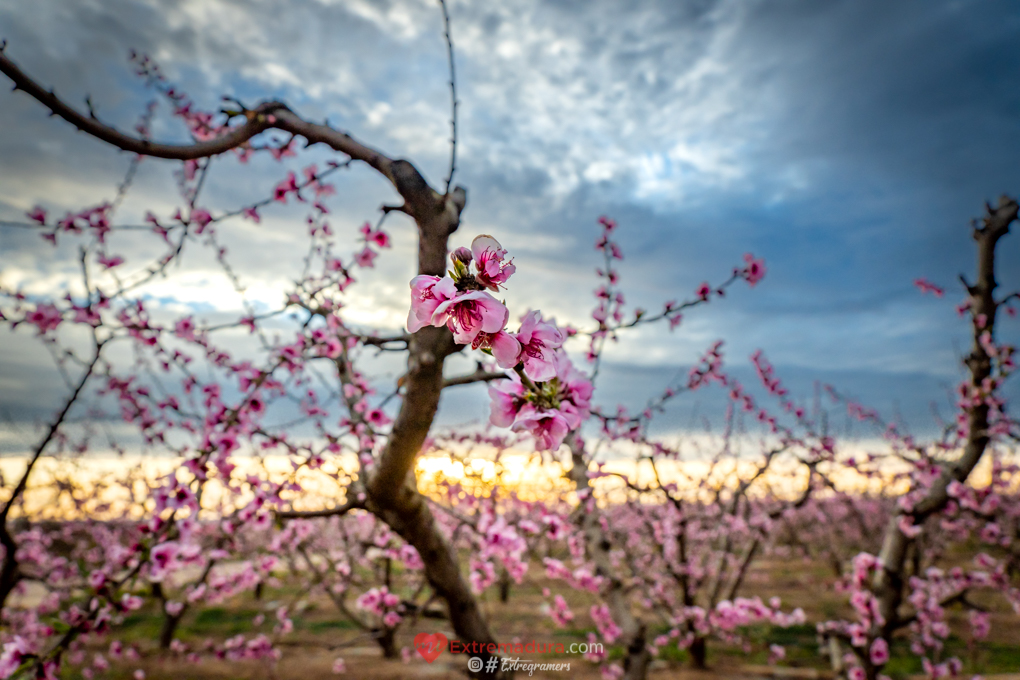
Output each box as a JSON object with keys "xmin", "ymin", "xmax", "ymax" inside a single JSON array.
[{"xmin": 1, "ymin": 438, "xmax": 1009, "ymax": 522}]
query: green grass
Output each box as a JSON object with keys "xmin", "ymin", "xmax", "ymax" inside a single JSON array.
[
  {"xmin": 187, "ymin": 606, "xmax": 259, "ymax": 636},
  {"xmin": 117, "ymin": 611, "xmax": 165, "ymax": 642},
  {"xmin": 882, "ymin": 636, "xmax": 1020, "ymax": 679},
  {"xmin": 300, "ymin": 618, "xmax": 360, "ymax": 632}
]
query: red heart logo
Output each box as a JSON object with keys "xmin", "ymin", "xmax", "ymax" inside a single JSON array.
[{"xmin": 413, "ymin": 632, "xmax": 448, "ymax": 663}]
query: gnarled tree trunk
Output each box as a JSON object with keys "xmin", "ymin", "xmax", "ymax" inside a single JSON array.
[
  {"xmin": 568, "ymin": 434, "xmax": 651, "ymax": 680},
  {"xmin": 868, "ymin": 196, "xmax": 1017, "ymax": 678}
]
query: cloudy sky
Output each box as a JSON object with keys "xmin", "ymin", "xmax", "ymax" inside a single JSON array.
[{"xmin": 1, "ymin": 0, "xmax": 1018, "ymax": 445}]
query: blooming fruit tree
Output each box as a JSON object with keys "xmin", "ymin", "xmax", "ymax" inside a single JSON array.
[
  {"xmin": 0, "ymin": 10, "xmax": 1017, "ymax": 680},
  {"xmin": 0, "ymin": 24, "xmax": 773, "ymax": 677}
]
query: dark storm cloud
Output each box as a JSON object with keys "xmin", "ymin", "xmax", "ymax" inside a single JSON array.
[{"xmin": 0, "ymin": 0, "xmax": 1018, "ymax": 443}]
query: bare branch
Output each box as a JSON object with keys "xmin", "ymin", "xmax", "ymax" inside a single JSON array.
[
  {"xmin": 276, "ymin": 498, "xmax": 363, "ymax": 520},
  {"xmin": 437, "ymin": 0, "xmax": 458, "ymax": 194},
  {"xmin": 442, "ymin": 363, "xmax": 506, "ymax": 389},
  {"xmin": 0, "ymin": 339, "xmax": 105, "ymax": 610},
  {"xmin": 0, "ymin": 49, "xmax": 438, "ymax": 206},
  {"xmin": 359, "ymin": 333, "xmax": 411, "ymax": 348},
  {"xmin": 0, "ymin": 49, "xmax": 278, "ymax": 158}
]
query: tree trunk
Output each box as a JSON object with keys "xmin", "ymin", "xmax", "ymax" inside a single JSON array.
[
  {"xmin": 498, "ymin": 570, "xmax": 512, "ymax": 603},
  {"xmin": 375, "ymin": 626, "xmax": 398, "ymax": 659},
  {"xmin": 159, "ymin": 613, "xmax": 182, "ymax": 650},
  {"xmin": 871, "ymin": 197, "xmax": 1016, "ymax": 651},
  {"xmin": 688, "ymin": 636, "xmax": 707, "ymax": 669},
  {"xmin": 371, "ymin": 481, "xmax": 505, "ymax": 677},
  {"xmin": 568, "ymin": 434, "xmax": 650, "ymax": 680},
  {"xmin": 365, "ymin": 184, "xmax": 506, "ymax": 678}
]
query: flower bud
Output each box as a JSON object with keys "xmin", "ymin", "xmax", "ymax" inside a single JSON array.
[{"xmin": 451, "ymin": 246, "xmax": 473, "ymax": 264}]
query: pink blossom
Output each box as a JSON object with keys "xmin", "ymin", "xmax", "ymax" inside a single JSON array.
[
  {"xmin": 511, "ymin": 404, "xmax": 570, "ymax": 451},
  {"xmin": 359, "ymin": 222, "xmax": 391, "ymax": 248},
  {"xmin": 273, "ymin": 172, "xmax": 300, "ymax": 202},
  {"xmin": 554, "ymin": 352, "xmax": 593, "ymax": 414},
  {"xmin": 354, "ymin": 247, "xmax": 377, "ymax": 268},
  {"xmin": 601, "ymin": 665, "xmax": 623, "ymax": 680},
  {"xmin": 742, "ymin": 253, "xmax": 766, "ymax": 286},
  {"xmin": 149, "ymin": 541, "xmax": 179, "ymax": 581},
  {"xmin": 970, "ymin": 610, "xmax": 990, "ymax": 639},
  {"xmin": 472, "ymin": 329, "xmax": 522, "ymax": 368},
  {"xmin": 97, "ymin": 252, "xmax": 124, "ymax": 269},
  {"xmin": 365, "ymin": 408, "xmax": 391, "ymax": 427},
  {"xmin": 27, "ymin": 206, "xmax": 47, "ymax": 224},
  {"xmin": 913, "ymin": 277, "xmax": 944, "ymax": 297},
  {"xmin": 190, "ymin": 208, "xmax": 213, "ymax": 233},
  {"xmin": 26, "ymin": 303, "xmax": 62, "ymax": 334},
  {"xmin": 515, "ymin": 311, "xmax": 564, "ymax": 382},
  {"xmin": 870, "ymin": 637, "xmax": 889, "ymax": 665},
  {"xmin": 407, "ymin": 275, "xmax": 452, "ymax": 333},
  {"xmin": 898, "ymin": 515, "xmax": 923, "ymax": 538},
  {"xmin": 242, "ymin": 207, "xmax": 261, "ymax": 223},
  {"xmin": 471, "ymin": 235, "xmax": 515, "ymax": 290},
  {"xmin": 487, "ymin": 350, "xmax": 592, "ymax": 446},
  {"xmin": 548, "ymin": 594, "xmax": 575, "ymax": 627},
  {"xmin": 488, "ymin": 375, "xmax": 525, "ymax": 427},
  {"xmin": 432, "ymin": 288, "xmax": 509, "ymax": 344},
  {"xmin": 590, "ymin": 604, "xmax": 622, "ymax": 644},
  {"xmin": 121, "ymin": 594, "xmax": 144, "ymax": 610},
  {"xmin": 596, "ymin": 233, "xmax": 624, "ymax": 259},
  {"xmin": 175, "ymin": 316, "xmax": 196, "ymax": 341}
]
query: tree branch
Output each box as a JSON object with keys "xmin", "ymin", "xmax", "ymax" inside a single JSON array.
[
  {"xmin": 0, "ymin": 340, "xmax": 104, "ymax": 610},
  {"xmin": 0, "ymin": 48, "xmax": 438, "ymax": 206},
  {"xmin": 442, "ymin": 363, "xmax": 505, "ymax": 389},
  {"xmin": 437, "ymin": 0, "xmax": 458, "ymax": 194},
  {"xmin": 276, "ymin": 498, "xmax": 363, "ymax": 520},
  {"xmin": 872, "ymin": 195, "xmax": 1017, "ymax": 639},
  {"xmin": 0, "ymin": 48, "xmax": 277, "ymax": 158},
  {"xmin": 567, "ymin": 433, "xmax": 651, "ymax": 680}
]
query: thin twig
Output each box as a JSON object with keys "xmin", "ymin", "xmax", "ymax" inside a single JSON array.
[{"xmin": 438, "ymin": 0, "xmax": 458, "ymax": 194}]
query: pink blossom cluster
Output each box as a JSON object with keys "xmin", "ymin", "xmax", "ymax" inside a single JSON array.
[
  {"xmin": 129, "ymin": 52, "xmax": 258, "ymax": 162},
  {"xmin": 545, "ymin": 594, "xmax": 575, "ymax": 628},
  {"xmin": 354, "ymin": 221, "xmax": 391, "ymax": 268},
  {"xmin": 355, "ymin": 587, "xmax": 404, "ymax": 629},
  {"xmin": 407, "ymin": 235, "xmax": 518, "ymax": 359},
  {"xmin": 488, "ymin": 351, "xmax": 593, "ymax": 451},
  {"xmin": 26, "ymin": 203, "xmax": 114, "ymax": 246},
  {"xmin": 468, "ymin": 512, "xmax": 528, "ymax": 593},
  {"xmin": 739, "ymin": 253, "xmax": 766, "ymax": 287},
  {"xmin": 542, "ymin": 558, "xmax": 604, "ymax": 594},
  {"xmin": 590, "ymin": 604, "xmax": 622, "ymax": 643},
  {"xmin": 406, "ymin": 235, "xmax": 592, "ymax": 449},
  {"xmin": 913, "ymin": 277, "xmax": 945, "ymax": 297}
]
